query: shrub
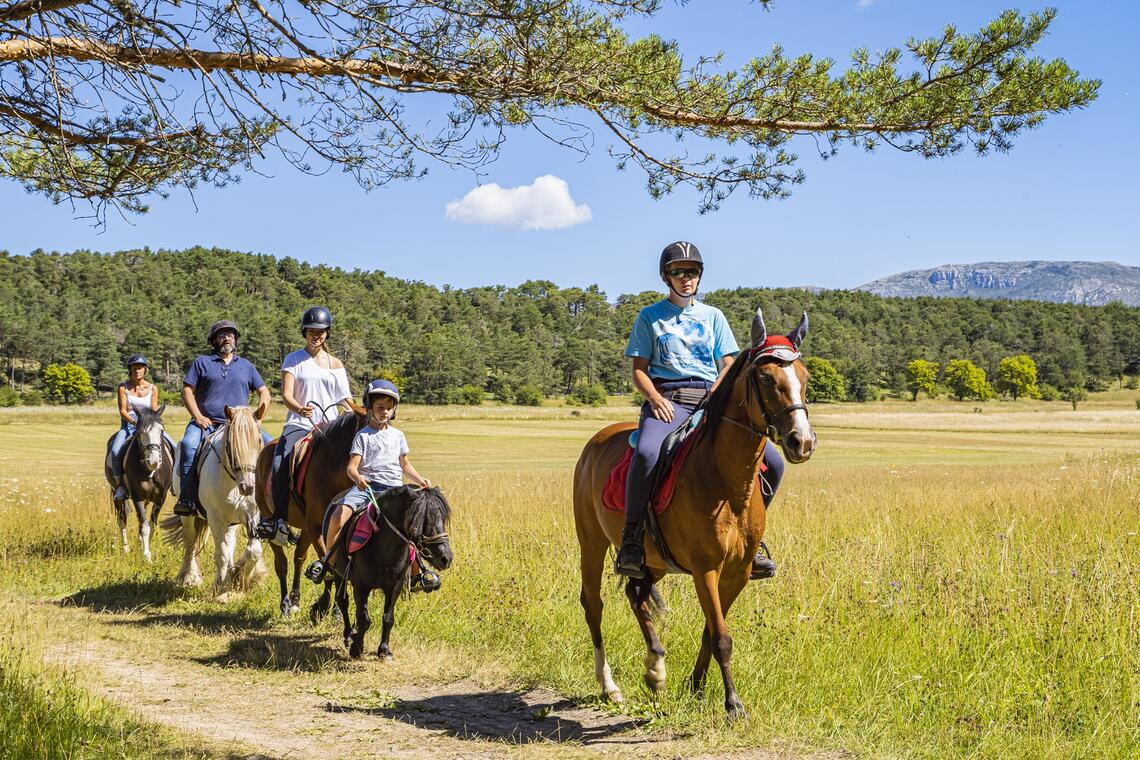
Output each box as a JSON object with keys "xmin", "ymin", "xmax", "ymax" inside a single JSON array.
[
  {"xmin": 0, "ymin": 388, "xmax": 18, "ymax": 408},
  {"xmin": 567, "ymin": 381, "xmax": 607, "ymax": 407},
  {"xmin": 1061, "ymin": 386, "xmax": 1088, "ymax": 410},
  {"xmin": 1125, "ymin": 375, "xmax": 1139, "ymax": 390},
  {"xmin": 630, "ymin": 390, "xmax": 646, "ymax": 406},
  {"xmin": 1038, "ymin": 384, "xmax": 1061, "ymax": 401},
  {"xmin": 19, "ymin": 389, "xmax": 44, "ymax": 406},
  {"xmin": 806, "ymin": 357, "xmax": 846, "ymax": 402},
  {"xmin": 457, "ymin": 384, "xmax": 484, "ymax": 406},
  {"xmin": 42, "ymin": 363, "xmax": 95, "ymax": 404},
  {"xmin": 513, "ymin": 385, "xmax": 542, "ymax": 406}
]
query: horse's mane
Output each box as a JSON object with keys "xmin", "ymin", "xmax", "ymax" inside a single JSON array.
[
  {"xmin": 224, "ymin": 407, "xmax": 261, "ymax": 464},
  {"xmin": 701, "ymin": 351, "xmax": 752, "ymax": 437},
  {"xmin": 380, "ymin": 485, "xmax": 451, "ymax": 538},
  {"xmin": 134, "ymin": 405, "xmax": 163, "ymax": 431},
  {"xmin": 319, "ymin": 410, "xmax": 363, "ymax": 451}
]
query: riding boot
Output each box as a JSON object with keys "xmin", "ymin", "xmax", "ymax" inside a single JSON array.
[
  {"xmin": 614, "ymin": 516, "xmax": 647, "ymax": 579},
  {"xmin": 174, "ymin": 468, "xmax": 200, "ymax": 516},
  {"xmin": 750, "ymin": 541, "xmax": 777, "ymax": 580},
  {"xmin": 111, "ymin": 476, "xmax": 128, "ymax": 502}
]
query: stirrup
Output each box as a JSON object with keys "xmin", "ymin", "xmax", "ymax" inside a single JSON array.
[
  {"xmin": 268, "ymin": 520, "xmax": 298, "ymax": 548},
  {"xmin": 254, "ymin": 518, "xmax": 278, "ymax": 540},
  {"xmin": 112, "ymin": 485, "xmax": 129, "ymax": 502},
  {"xmin": 613, "ymin": 541, "xmax": 646, "ymax": 579},
  {"xmin": 173, "ymin": 499, "xmax": 197, "ymax": 517},
  {"xmin": 410, "ymin": 570, "xmax": 441, "ymax": 593},
  {"xmin": 750, "ymin": 541, "xmax": 777, "ymax": 580},
  {"xmin": 304, "ymin": 560, "xmax": 326, "ymax": 584}
]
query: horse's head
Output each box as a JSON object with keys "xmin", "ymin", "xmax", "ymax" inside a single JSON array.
[
  {"xmin": 402, "ymin": 486, "xmax": 453, "ymax": 571},
  {"xmin": 223, "ymin": 405, "xmax": 262, "ymax": 496},
  {"xmin": 737, "ymin": 308, "xmax": 816, "ymax": 464},
  {"xmin": 134, "ymin": 404, "xmax": 167, "ymax": 472}
]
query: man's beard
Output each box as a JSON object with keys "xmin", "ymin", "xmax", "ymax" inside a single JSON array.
[{"xmin": 216, "ymin": 343, "xmax": 235, "ymax": 357}]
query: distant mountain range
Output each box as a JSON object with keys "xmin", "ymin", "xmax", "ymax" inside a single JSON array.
[{"xmin": 857, "ymin": 261, "xmax": 1140, "ymax": 307}]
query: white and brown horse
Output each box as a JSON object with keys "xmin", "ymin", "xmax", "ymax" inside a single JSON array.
[
  {"xmin": 163, "ymin": 405, "xmax": 268, "ymax": 595},
  {"xmin": 103, "ymin": 405, "xmax": 173, "ymax": 561}
]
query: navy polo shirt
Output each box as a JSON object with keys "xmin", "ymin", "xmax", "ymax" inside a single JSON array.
[{"xmin": 183, "ymin": 353, "xmax": 266, "ymax": 423}]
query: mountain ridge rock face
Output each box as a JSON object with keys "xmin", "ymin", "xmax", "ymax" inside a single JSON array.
[{"xmin": 857, "ymin": 261, "xmax": 1140, "ymax": 306}]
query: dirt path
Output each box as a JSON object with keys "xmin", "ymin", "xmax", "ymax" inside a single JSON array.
[{"xmin": 36, "ymin": 602, "xmax": 844, "ymax": 760}]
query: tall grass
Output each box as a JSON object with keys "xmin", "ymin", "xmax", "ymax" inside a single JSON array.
[{"xmin": 0, "ymin": 404, "xmax": 1136, "ymax": 758}]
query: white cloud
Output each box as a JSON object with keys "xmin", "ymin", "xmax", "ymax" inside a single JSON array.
[{"xmin": 445, "ymin": 175, "xmax": 592, "ymax": 231}]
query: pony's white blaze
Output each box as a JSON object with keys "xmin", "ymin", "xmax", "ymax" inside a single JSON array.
[
  {"xmin": 781, "ymin": 364, "xmax": 813, "ymax": 443},
  {"xmin": 594, "ymin": 646, "xmax": 623, "ymax": 702}
]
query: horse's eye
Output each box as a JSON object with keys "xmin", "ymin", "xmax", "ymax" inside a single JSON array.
[{"xmin": 758, "ymin": 374, "xmax": 776, "ymax": 385}]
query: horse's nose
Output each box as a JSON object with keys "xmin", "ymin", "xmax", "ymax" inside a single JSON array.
[
  {"xmin": 238, "ymin": 482, "xmax": 254, "ymax": 496},
  {"xmin": 786, "ymin": 431, "xmax": 802, "ymax": 452},
  {"xmin": 434, "ymin": 545, "xmax": 454, "ymax": 571}
]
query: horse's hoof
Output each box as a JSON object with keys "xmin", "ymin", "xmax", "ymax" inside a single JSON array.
[
  {"xmin": 377, "ymin": 649, "xmax": 393, "ymax": 661},
  {"xmin": 349, "ymin": 642, "xmax": 363, "ymax": 659},
  {"xmin": 642, "ymin": 674, "xmax": 667, "ymax": 694},
  {"xmin": 603, "ymin": 688, "xmax": 624, "ymax": 704},
  {"xmin": 143, "ymin": 552, "xmax": 152, "ymax": 563},
  {"xmin": 726, "ymin": 705, "xmax": 748, "ymax": 725},
  {"xmin": 280, "ymin": 600, "xmax": 295, "ymax": 617}
]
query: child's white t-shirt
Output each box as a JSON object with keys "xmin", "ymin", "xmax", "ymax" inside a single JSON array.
[{"xmin": 349, "ymin": 424, "xmax": 409, "ymax": 486}]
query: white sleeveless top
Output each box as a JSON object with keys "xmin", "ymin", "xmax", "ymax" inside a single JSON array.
[
  {"xmin": 281, "ymin": 349, "xmax": 352, "ymax": 433},
  {"xmin": 124, "ymin": 385, "xmax": 151, "ymax": 420}
]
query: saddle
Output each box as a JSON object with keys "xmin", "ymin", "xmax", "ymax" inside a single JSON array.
[{"xmin": 288, "ymin": 424, "xmax": 323, "ymax": 505}]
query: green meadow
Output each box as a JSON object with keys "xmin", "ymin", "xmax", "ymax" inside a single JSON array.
[{"xmin": 0, "ymin": 397, "xmax": 1137, "ymax": 758}]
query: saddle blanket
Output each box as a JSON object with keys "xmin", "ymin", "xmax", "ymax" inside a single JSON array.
[
  {"xmin": 602, "ymin": 419, "xmax": 765, "ymax": 514},
  {"xmin": 346, "ymin": 502, "xmax": 416, "ymax": 564}
]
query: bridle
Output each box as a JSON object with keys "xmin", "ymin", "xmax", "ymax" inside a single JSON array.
[
  {"xmin": 365, "ymin": 486, "xmax": 449, "ymax": 565},
  {"xmin": 206, "ymin": 423, "xmax": 256, "ymax": 484},
  {"xmin": 722, "ymin": 345, "xmax": 809, "ymax": 446}
]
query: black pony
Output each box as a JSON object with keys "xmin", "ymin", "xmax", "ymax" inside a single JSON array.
[
  {"xmin": 103, "ymin": 405, "xmax": 174, "ymax": 561},
  {"xmin": 330, "ymin": 485, "xmax": 454, "ymax": 659}
]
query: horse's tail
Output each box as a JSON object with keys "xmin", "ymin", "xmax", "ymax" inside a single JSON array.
[{"xmin": 159, "ymin": 514, "xmax": 183, "ymax": 547}]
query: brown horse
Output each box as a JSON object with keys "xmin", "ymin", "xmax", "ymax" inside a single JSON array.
[
  {"xmin": 573, "ymin": 307, "xmax": 816, "ymax": 721},
  {"xmin": 255, "ymin": 406, "xmax": 365, "ymax": 617}
]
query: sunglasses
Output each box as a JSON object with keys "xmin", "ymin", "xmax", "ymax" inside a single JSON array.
[{"xmin": 667, "ymin": 268, "xmax": 702, "ymax": 279}]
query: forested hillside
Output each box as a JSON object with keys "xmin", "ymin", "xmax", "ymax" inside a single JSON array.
[{"xmin": 1, "ymin": 248, "xmax": 1137, "ymax": 403}]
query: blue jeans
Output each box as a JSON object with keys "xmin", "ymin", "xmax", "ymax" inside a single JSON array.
[
  {"xmin": 178, "ymin": 419, "xmax": 270, "ymax": 505},
  {"xmin": 623, "ymin": 379, "xmax": 784, "ymax": 528},
  {"xmin": 270, "ymin": 426, "xmax": 309, "ymax": 520}
]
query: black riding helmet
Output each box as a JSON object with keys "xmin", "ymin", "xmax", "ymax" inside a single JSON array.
[
  {"xmin": 125, "ymin": 354, "xmax": 149, "ymax": 368},
  {"xmin": 659, "ymin": 241, "xmax": 704, "ymax": 279},
  {"xmin": 207, "ymin": 319, "xmax": 240, "ymax": 345},
  {"xmin": 301, "ymin": 306, "xmax": 333, "ymax": 334},
  {"xmin": 659, "ymin": 241, "xmax": 704, "ymax": 300}
]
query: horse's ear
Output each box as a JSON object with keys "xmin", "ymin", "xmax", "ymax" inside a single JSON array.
[
  {"xmin": 224, "ymin": 405, "xmax": 234, "ymax": 420},
  {"xmin": 787, "ymin": 310, "xmax": 809, "ymax": 348},
  {"xmin": 253, "ymin": 404, "xmax": 266, "ymax": 421},
  {"xmin": 750, "ymin": 307, "xmax": 767, "ymax": 347},
  {"xmin": 156, "ymin": 403, "xmax": 166, "ymax": 417}
]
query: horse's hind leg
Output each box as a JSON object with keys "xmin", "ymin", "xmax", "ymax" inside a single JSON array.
[
  {"xmin": 289, "ymin": 532, "xmax": 310, "ymax": 613},
  {"xmin": 376, "ymin": 585, "xmax": 398, "ymax": 660},
  {"xmin": 578, "ymin": 530, "xmax": 623, "ymax": 703},
  {"xmin": 134, "ymin": 500, "xmax": 152, "ymax": 562},
  {"xmin": 270, "ymin": 543, "xmax": 292, "ymax": 616},
  {"xmin": 626, "ymin": 576, "xmax": 667, "ymax": 694},
  {"xmin": 114, "ymin": 499, "xmax": 130, "ymax": 554},
  {"xmin": 333, "ymin": 579, "xmax": 354, "ymax": 654}
]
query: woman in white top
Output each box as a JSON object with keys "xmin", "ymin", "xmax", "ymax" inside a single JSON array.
[
  {"xmin": 110, "ymin": 354, "xmax": 171, "ymax": 500},
  {"xmin": 259, "ymin": 306, "xmax": 353, "ymax": 546}
]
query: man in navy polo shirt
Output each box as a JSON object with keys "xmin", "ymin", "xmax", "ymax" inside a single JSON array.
[{"xmin": 173, "ymin": 320, "xmax": 272, "ymax": 516}]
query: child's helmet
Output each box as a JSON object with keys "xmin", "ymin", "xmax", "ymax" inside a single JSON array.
[{"xmin": 362, "ymin": 379, "xmax": 401, "ymax": 407}]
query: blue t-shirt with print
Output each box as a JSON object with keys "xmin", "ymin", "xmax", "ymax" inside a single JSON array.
[{"xmin": 625, "ymin": 299, "xmax": 740, "ymax": 382}]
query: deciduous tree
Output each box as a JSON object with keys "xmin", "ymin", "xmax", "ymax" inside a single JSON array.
[
  {"xmin": 944, "ymin": 358, "xmax": 992, "ymax": 401},
  {"xmin": 904, "ymin": 359, "xmax": 939, "ymax": 401},
  {"xmin": 995, "ymin": 354, "xmax": 1040, "ymax": 400}
]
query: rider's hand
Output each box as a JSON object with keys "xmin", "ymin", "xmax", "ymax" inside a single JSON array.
[
  {"xmin": 297, "ymin": 403, "xmax": 314, "ymax": 419},
  {"xmin": 193, "ymin": 414, "xmax": 212, "ymax": 430},
  {"xmin": 355, "ymin": 475, "xmax": 370, "ymax": 490},
  {"xmin": 418, "ymin": 478, "xmax": 432, "ymax": 489},
  {"xmin": 648, "ymin": 394, "xmax": 674, "ymax": 423}
]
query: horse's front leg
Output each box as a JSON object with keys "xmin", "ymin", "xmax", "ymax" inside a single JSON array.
[
  {"xmin": 114, "ymin": 498, "xmax": 130, "ymax": 554},
  {"xmin": 211, "ymin": 522, "xmax": 238, "ymax": 595},
  {"xmin": 334, "ymin": 579, "xmax": 355, "ymax": 655},
  {"xmin": 376, "ymin": 585, "xmax": 398, "ymax": 660},
  {"xmin": 289, "ymin": 533, "xmax": 310, "ymax": 613},
  {"xmin": 625, "ymin": 577, "xmax": 667, "ymax": 694},
  {"xmin": 693, "ymin": 569, "xmax": 747, "ymax": 722},
  {"xmin": 351, "ymin": 584, "xmax": 372, "ymax": 660},
  {"xmin": 134, "ymin": 500, "xmax": 152, "ymax": 562}
]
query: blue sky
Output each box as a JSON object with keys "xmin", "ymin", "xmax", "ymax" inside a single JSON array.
[{"xmin": 1, "ymin": 1, "xmax": 1137, "ymax": 299}]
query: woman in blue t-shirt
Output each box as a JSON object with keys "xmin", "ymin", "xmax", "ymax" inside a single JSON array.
[{"xmin": 614, "ymin": 241, "xmax": 784, "ymax": 580}]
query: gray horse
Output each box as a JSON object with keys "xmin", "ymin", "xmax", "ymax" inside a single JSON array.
[{"xmin": 104, "ymin": 405, "xmax": 174, "ymax": 561}]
